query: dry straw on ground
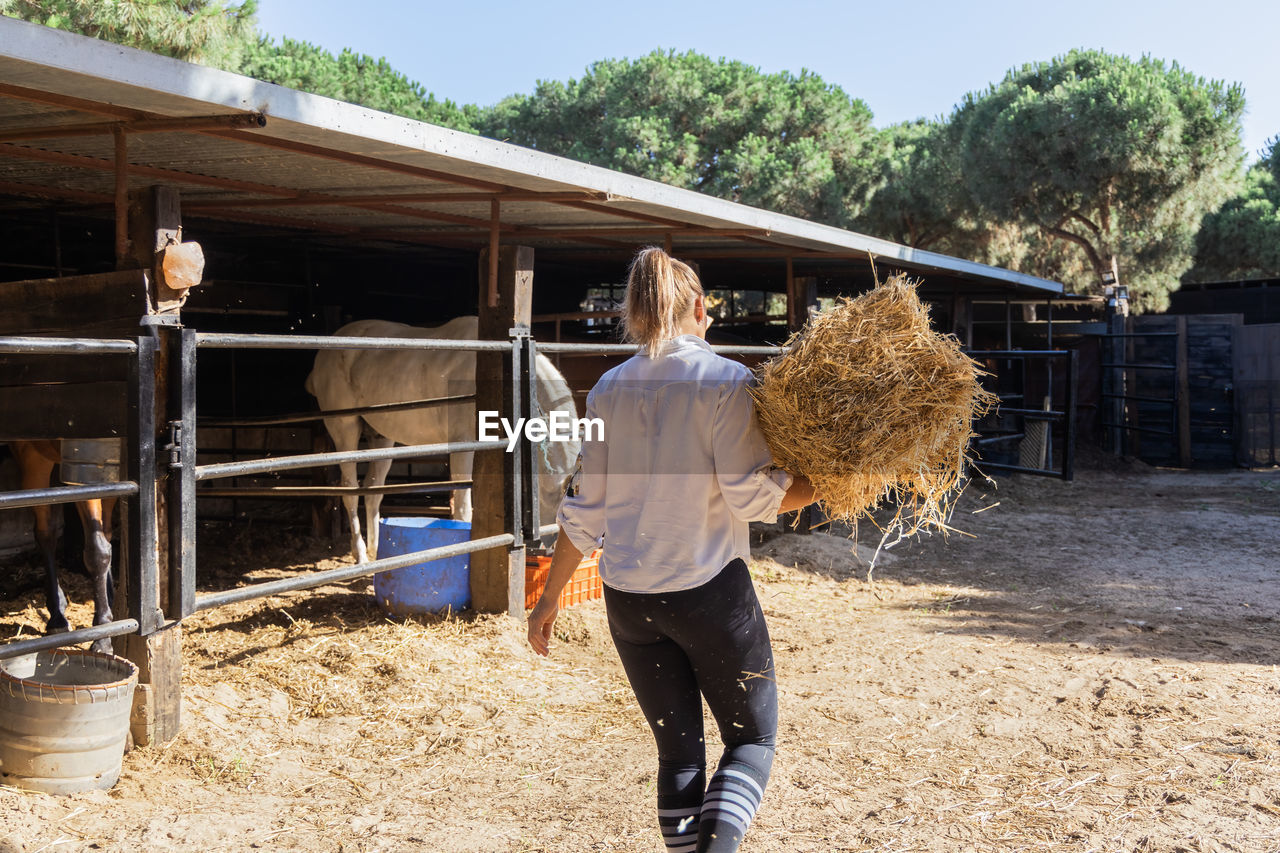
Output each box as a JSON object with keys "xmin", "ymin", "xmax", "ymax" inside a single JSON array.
[{"xmin": 752, "ymin": 273, "xmax": 996, "ymax": 539}]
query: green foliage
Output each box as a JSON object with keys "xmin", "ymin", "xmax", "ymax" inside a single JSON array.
[
  {"xmin": 479, "ymin": 50, "xmax": 885, "ymax": 225},
  {"xmin": 857, "ymin": 120, "xmax": 957, "ymax": 250},
  {"xmin": 237, "ymin": 37, "xmax": 476, "ymax": 131},
  {"xmin": 854, "ymin": 118, "xmax": 1011, "ymax": 258},
  {"xmin": 1, "ymin": 0, "xmax": 258, "ymax": 67},
  {"xmin": 1187, "ymin": 138, "xmax": 1280, "ymax": 282},
  {"xmin": 953, "ymin": 49, "xmax": 1245, "ymax": 312}
]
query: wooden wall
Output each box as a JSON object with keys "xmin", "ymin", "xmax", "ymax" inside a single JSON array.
[
  {"xmin": 1233, "ymin": 323, "xmax": 1280, "ymax": 467},
  {"xmin": 1129, "ymin": 314, "xmax": 1241, "ymax": 467}
]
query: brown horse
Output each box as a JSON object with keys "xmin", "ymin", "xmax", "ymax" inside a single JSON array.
[{"xmin": 10, "ymin": 440, "xmax": 117, "ymax": 653}]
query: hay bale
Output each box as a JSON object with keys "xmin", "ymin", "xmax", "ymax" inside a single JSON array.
[{"xmin": 752, "ymin": 274, "xmax": 997, "ymax": 533}]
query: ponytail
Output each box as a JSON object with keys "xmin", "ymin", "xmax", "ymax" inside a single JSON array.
[{"xmin": 621, "ymin": 247, "xmax": 703, "ymax": 358}]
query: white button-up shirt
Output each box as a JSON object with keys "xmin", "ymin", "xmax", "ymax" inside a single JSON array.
[{"xmin": 557, "ymin": 334, "xmax": 792, "ymax": 593}]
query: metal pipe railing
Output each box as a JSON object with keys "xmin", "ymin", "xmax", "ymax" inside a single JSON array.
[
  {"xmin": 194, "ymin": 439, "xmax": 504, "ymax": 481},
  {"xmin": 0, "ymin": 481, "xmax": 138, "ymax": 511},
  {"xmin": 991, "ymin": 407, "xmax": 1065, "ymax": 420},
  {"xmin": 194, "ymin": 532, "xmax": 516, "ymax": 611},
  {"xmin": 537, "ymin": 341, "xmax": 786, "ymax": 356},
  {"xmin": 198, "ymin": 394, "xmax": 475, "ymax": 428},
  {"xmin": 0, "ymin": 619, "xmax": 140, "ymax": 661},
  {"xmin": 0, "ymin": 335, "xmax": 137, "ymax": 354},
  {"xmin": 195, "ymin": 333, "xmax": 514, "ymax": 351}
]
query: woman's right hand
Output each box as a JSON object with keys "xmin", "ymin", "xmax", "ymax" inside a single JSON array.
[{"xmin": 527, "ymin": 597, "xmax": 560, "ymax": 657}]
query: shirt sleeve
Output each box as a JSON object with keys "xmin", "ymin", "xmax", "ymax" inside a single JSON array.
[
  {"xmin": 711, "ymin": 371, "xmax": 794, "ymax": 524},
  {"xmin": 555, "ymin": 385, "xmax": 607, "ymax": 555}
]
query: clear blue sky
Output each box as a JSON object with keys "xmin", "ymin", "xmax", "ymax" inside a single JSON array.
[{"xmin": 257, "ymin": 0, "xmax": 1278, "ymax": 162}]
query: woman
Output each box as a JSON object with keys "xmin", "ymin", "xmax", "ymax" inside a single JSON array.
[{"xmin": 528, "ymin": 247, "xmax": 815, "ymax": 853}]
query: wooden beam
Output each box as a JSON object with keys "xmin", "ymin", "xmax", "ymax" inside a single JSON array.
[
  {"xmin": 0, "ymin": 269, "xmax": 149, "ymax": 336},
  {"xmin": 472, "ymin": 245, "xmax": 534, "ymax": 615},
  {"xmin": 0, "ymin": 113, "xmax": 266, "ymax": 144},
  {"xmin": 209, "ymin": 129, "xmax": 514, "ymax": 193},
  {"xmin": 0, "ymin": 81, "xmax": 143, "ymax": 120},
  {"xmin": 0, "ymin": 142, "xmax": 297, "ymax": 198},
  {"xmin": 113, "ymin": 126, "xmax": 129, "ymax": 268},
  {"xmin": 185, "ymin": 190, "xmax": 610, "ymax": 208},
  {"xmin": 0, "ymin": 179, "xmax": 112, "ymax": 205}
]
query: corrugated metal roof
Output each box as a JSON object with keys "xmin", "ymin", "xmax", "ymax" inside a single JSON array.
[{"xmin": 0, "ymin": 16, "xmax": 1065, "ymax": 296}]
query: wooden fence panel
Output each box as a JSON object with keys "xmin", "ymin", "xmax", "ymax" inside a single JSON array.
[{"xmin": 1233, "ymin": 323, "xmax": 1280, "ymax": 467}]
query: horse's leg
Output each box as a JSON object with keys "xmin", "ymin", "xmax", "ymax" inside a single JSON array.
[
  {"xmin": 362, "ymin": 435, "xmax": 394, "ymax": 561},
  {"xmin": 324, "ymin": 417, "xmax": 368, "ymax": 562},
  {"xmin": 75, "ymin": 500, "xmax": 115, "ymax": 654},
  {"xmin": 13, "ymin": 442, "xmax": 69, "ymax": 633},
  {"xmin": 449, "ymin": 450, "xmax": 474, "ymax": 524}
]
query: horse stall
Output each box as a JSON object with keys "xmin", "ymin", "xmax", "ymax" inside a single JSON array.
[{"xmin": 0, "ymin": 17, "xmax": 1080, "ymax": 754}]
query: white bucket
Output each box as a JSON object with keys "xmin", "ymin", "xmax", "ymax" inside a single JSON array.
[{"xmin": 0, "ymin": 649, "xmax": 138, "ymax": 794}]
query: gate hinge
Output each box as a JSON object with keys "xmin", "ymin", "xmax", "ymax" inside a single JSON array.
[{"xmin": 163, "ymin": 420, "xmax": 183, "ymax": 469}]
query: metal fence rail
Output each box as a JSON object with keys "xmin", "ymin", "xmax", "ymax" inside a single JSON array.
[
  {"xmin": 0, "ymin": 334, "xmax": 158, "ymax": 657},
  {"xmin": 194, "ymin": 439, "xmax": 504, "ymax": 481},
  {"xmin": 966, "ymin": 349, "xmax": 1078, "ymax": 480},
  {"xmin": 195, "ymin": 532, "xmax": 517, "ymax": 611},
  {"xmin": 0, "ymin": 335, "xmax": 137, "ymax": 354},
  {"xmin": 537, "ymin": 341, "xmax": 786, "ymax": 356},
  {"xmin": 0, "ymin": 619, "xmax": 141, "ymax": 661},
  {"xmin": 182, "ymin": 331, "xmax": 533, "ymax": 620},
  {"xmin": 0, "ymin": 481, "xmax": 138, "ymax": 511},
  {"xmin": 196, "ymin": 332, "xmax": 514, "ymax": 351}
]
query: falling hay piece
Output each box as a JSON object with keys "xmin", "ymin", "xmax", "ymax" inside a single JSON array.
[{"xmin": 751, "ymin": 274, "xmax": 997, "ymax": 535}]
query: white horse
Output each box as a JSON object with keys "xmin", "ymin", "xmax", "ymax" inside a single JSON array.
[{"xmin": 305, "ymin": 316, "xmax": 580, "ymax": 563}]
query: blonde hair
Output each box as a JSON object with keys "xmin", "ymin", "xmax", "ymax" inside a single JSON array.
[{"xmin": 621, "ymin": 247, "xmax": 703, "ymax": 358}]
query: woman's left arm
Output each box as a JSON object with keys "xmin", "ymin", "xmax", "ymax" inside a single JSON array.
[
  {"xmin": 527, "ymin": 528, "xmax": 585, "ymax": 657},
  {"xmin": 712, "ymin": 375, "xmax": 795, "ymax": 522}
]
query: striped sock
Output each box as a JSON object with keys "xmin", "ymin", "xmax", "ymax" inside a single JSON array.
[
  {"xmin": 657, "ymin": 805, "xmax": 700, "ymax": 852},
  {"xmin": 656, "ymin": 763, "xmax": 704, "ymax": 853},
  {"xmin": 698, "ymin": 752, "xmax": 771, "ymax": 852}
]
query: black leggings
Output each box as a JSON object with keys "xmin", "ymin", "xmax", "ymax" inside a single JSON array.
[{"xmin": 605, "ymin": 559, "xmax": 777, "ymax": 853}]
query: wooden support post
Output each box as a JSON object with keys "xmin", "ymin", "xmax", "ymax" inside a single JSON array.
[
  {"xmin": 112, "ymin": 127, "xmax": 128, "ymax": 268},
  {"xmin": 786, "ymin": 273, "xmax": 818, "ymax": 331},
  {"xmin": 486, "ymin": 200, "xmax": 501, "ymax": 309},
  {"xmin": 1176, "ymin": 316, "xmax": 1191, "ymax": 467},
  {"xmin": 953, "ymin": 295, "xmax": 973, "ymax": 348},
  {"xmin": 118, "ymin": 185, "xmax": 184, "ymax": 746},
  {"xmin": 785, "ymin": 266, "xmax": 819, "ymax": 532},
  {"xmin": 472, "ymin": 245, "xmax": 534, "ymax": 614}
]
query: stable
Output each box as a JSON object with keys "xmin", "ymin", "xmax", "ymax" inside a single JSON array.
[{"xmin": 0, "ymin": 17, "xmax": 1077, "ymax": 744}]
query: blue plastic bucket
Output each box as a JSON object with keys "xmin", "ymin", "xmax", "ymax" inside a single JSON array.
[{"xmin": 374, "ymin": 518, "xmax": 472, "ymax": 616}]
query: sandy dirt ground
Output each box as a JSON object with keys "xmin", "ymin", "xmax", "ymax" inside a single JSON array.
[{"xmin": 1, "ymin": 459, "xmax": 1278, "ymax": 852}]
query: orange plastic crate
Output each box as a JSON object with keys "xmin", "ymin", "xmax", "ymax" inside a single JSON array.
[{"xmin": 524, "ymin": 550, "xmax": 602, "ymax": 610}]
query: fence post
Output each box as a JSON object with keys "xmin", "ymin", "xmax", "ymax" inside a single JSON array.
[
  {"xmin": 121, "ymin": 332, "xmax": 181, "ymax": 746},
  {"xmin": 1064, "ymin": 351, "xmax": 1078, "ymax": 481},
  {"xmin": 117, "ymin": 185, "xmax": 188, "ymax": 746},
  {"xmin": 521, "ymin": 336, "xmax": 540, "ymax": 546},
  {"xmin": 170, "ymin": 327, "xmax": 197, "ymax": 619},
  {"xmin": 472, "ymin": 245, "xmax": 533, "ymax": 614}
]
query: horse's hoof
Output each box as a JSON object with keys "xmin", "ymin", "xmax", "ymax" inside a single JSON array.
[
  {"xmin": 89, "ymin": 638, "xmax": 114, "ymax": 655},
  {"xmin": 46, "ymin": 623, "xmax": 71, "ymax": 635}
]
